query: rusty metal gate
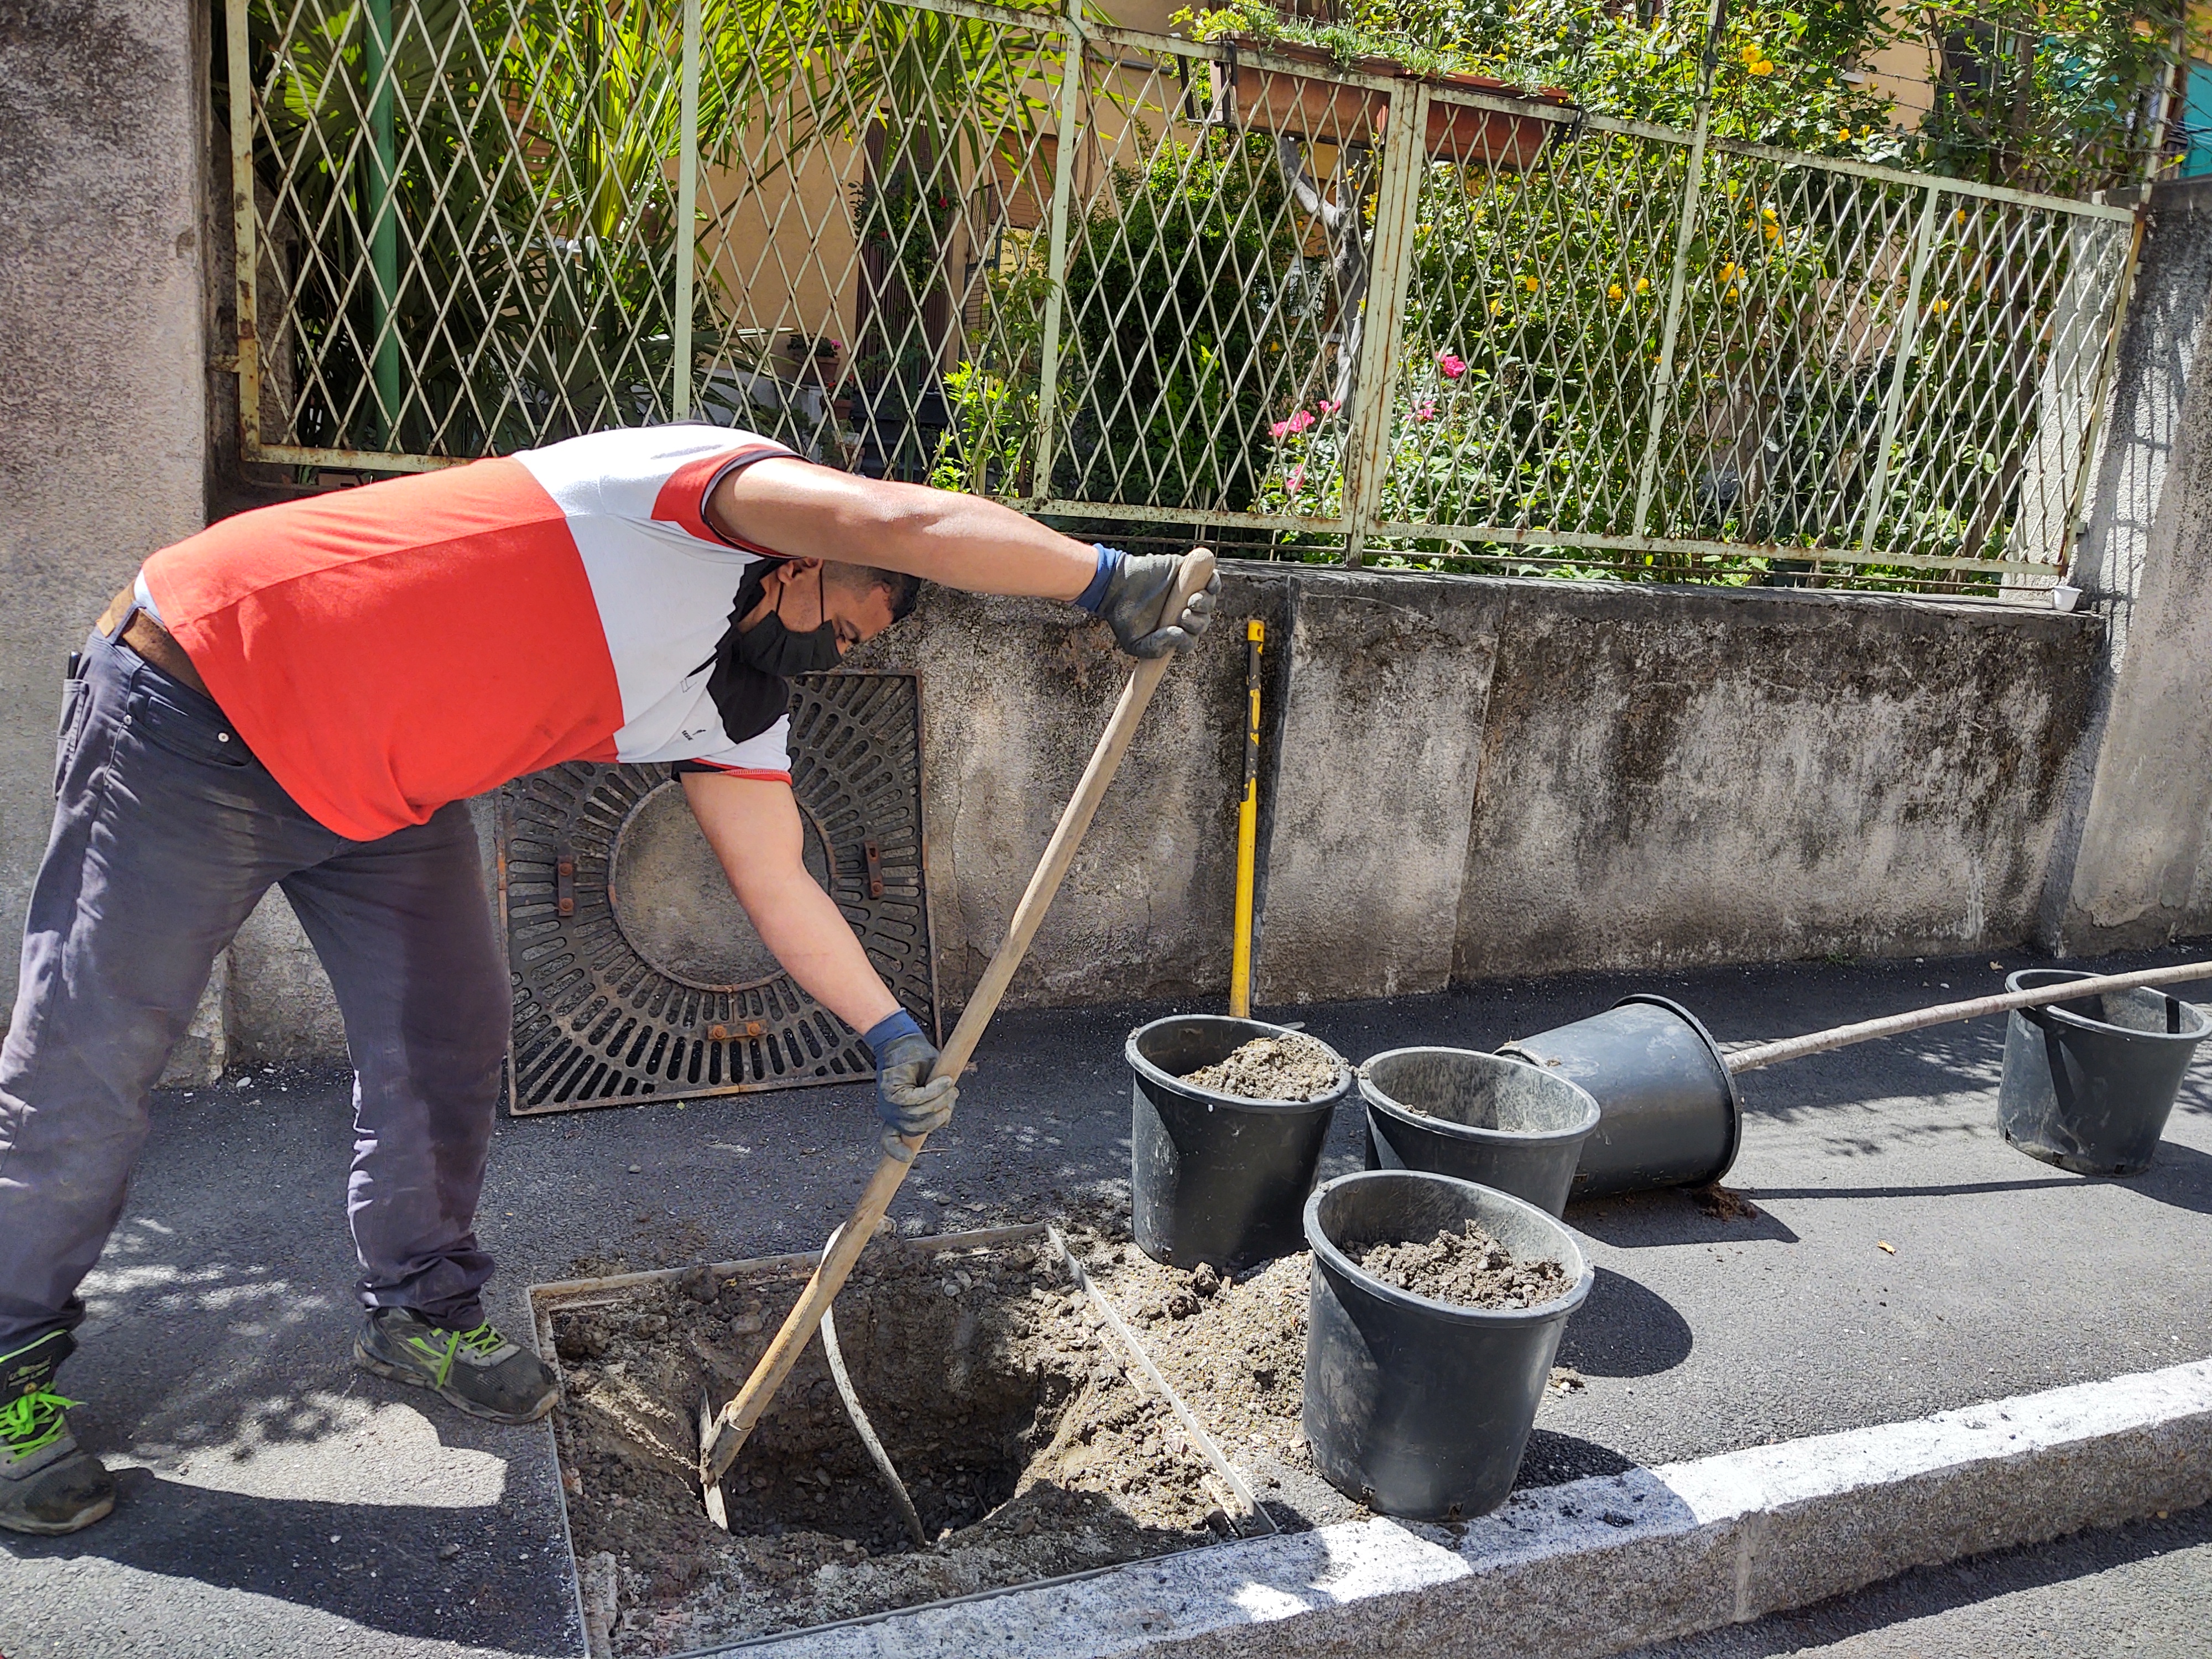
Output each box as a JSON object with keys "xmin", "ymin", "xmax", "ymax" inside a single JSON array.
[{"xmin": 499, "ymin": 671, "xmax": 937, "ymax": 1115}]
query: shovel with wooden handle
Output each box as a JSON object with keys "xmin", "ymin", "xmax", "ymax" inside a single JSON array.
[{"xmin": 696, "ymin": 548, "xmax": 1218, "ymax": 1521}]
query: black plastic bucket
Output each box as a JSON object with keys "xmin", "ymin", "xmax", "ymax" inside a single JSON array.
[
  {"xmin": 1128, "ymin": 1015, "xmax": 1352, "ymax": 1271},
  {"xmin": 1360, "ymin": 1048, "xmax": 1601, "ymax": 1218},
  {"xmin": 1997, "ymin": 968, "xmax": 2211, "ymax": 1176},
  {"xmin": 1499, "ymin": 995, "xmax": 1743, "ymax": 1201},
  {"xmin": 1301, "ymin": 1170, "xmax": 1591, "ymax": 1520}
]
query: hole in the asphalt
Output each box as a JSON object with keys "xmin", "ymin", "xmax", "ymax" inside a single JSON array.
[{"xmin": 546, "ymin": 1238, "xmax": 1229, "ymax": 1649}]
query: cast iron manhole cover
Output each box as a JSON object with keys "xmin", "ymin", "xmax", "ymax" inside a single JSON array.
[{"xmin": 499, "ymin": 672, "xmax": 938, "ymax": 1114}]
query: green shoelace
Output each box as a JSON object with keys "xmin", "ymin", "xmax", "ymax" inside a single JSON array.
[
  {"xmin": 0, "ymin": 1389, "xmax": 77, "ymax": 1460},
  {"xmin": 400, "ymin": 1319, "xmax": 509, "ymax": 1386}
]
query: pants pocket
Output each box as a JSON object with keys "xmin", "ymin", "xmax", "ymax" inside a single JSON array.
[
  {"xmin": 126, "ymin": 680, "xmax": 251, "ymax": 770},
  {"xmin": 53, "ymin": 676, "xmax": 88, "ymax": 798}
]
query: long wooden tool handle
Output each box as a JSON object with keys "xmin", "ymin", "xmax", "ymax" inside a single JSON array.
[
  {"xmin": 698, "ymin": 549, "xmax": 1218, "ymax": 1494},
  {"xmin": 1725, "ymin": 958, "xmax": 2212, "ymax": 1074}
]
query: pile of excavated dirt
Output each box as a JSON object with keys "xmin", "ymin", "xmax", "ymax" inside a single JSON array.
[
  {"xmin": 1073, "ymin": 1238, "xmax": 1349, "ymax": 1525},
  {"xmin": 1179, "ymin": 1035, "xmax": 1343, "ymax": 1103},
  {"xmin": 1067, "ymin": 1232, "xmax": 1605, "ymax": 1526},
  {"xmin": 544, "ymin": 1237, "xmax": 1232, "ymax": 1655},
  {"xmin": 1344, "ymin": 1222, "xmax": 1572, "ymax": 1310}
]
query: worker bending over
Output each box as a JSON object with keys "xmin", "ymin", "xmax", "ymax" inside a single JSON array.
[{"xmin": 0, "ymin": 425, "xmax": 1217, "ymax": 1535}]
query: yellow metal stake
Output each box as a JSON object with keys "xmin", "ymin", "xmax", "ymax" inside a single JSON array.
[{"xmin": 1229, "ymin": 620, "xmax": 1264, "ymax": 1018}]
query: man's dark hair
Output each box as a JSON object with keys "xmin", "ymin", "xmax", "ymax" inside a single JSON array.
[{"xmin": 851, "ymin": 564, "xmax": 922, "ymax": 623}]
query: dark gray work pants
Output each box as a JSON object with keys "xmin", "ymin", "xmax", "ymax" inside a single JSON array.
[{"xmin": 0, "ymin": 620, "xmax": 510, "ymax": 1353}]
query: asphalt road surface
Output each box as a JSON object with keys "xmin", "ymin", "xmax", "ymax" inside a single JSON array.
[{"xmin": 5, "ymin": 946, "xmax": 2210, "ymax": 1657}]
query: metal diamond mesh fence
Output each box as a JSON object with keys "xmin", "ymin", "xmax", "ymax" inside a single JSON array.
[{"xmin": 224, "ymin": 0, "xmax": 2137, "ymax": 594}]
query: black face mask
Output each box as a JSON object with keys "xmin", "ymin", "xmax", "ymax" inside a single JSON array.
[
  {"xmin": 733, "ymin": 564, "xmax": 842, "ymax": 677},
  {"xmin": 701, "ymin": 561, "xmax": 838, "ymax": 748}
]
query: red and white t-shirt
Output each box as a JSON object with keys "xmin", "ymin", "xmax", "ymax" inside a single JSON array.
[{"xmin": 142, "ymin": 425, "xmax": 805, "ymax": 842}]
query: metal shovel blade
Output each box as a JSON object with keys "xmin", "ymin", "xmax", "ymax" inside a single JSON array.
[{"xmin": 698, "ymin": 1389, "xmax": 729, "ymax": 1531}]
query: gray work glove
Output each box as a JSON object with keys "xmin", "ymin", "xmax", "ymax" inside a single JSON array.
[
  {"xmin": 873, "ymin": 1024, "xmax": 956, "ymax": 1145},
  {"xmin": 1098, "ymin": 552, "xmax": 1221, "ymax": 659}
]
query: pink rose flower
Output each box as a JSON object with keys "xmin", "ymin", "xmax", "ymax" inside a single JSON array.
[
  {"xmin": 1269, "ymin": 419, "xmax": 1292, "ymax": 438},
  {"xmin": 1287, "ymin": 409, "xmax": 1316, "ymax": 433},
  {"xmin": 1286, "ymin": 463, "xmax": 1306, "ymax": 495},
  {"xmin": 1413, "ymin": 400, "xmax": 1438, "ymax": 421},
  {"xmin": 1437, "ymin": 352, "xmax": 1467, "ymax": 379}
]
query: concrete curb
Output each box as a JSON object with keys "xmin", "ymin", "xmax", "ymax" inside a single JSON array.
[{"xmin": 712, "ymin": 1357, "xmax": 2212, "ymax": 1659}]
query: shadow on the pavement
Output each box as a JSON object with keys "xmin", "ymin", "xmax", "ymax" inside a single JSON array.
[
  {"xmin": 1742, "ymin": 1136, "xmax": 2212, "ymax": 1217},
  {"xmin": 1511, "ymin": 1427, "xmax": 1639, "ymax": 1490},
  {"xmin": 1554, "ymin": 1269, "xmax": 1693, "ymax": 1378},
  {"xmin": 1745, "ymin": 1175, "xmax": 2076, "ymax": 1202},
  {"xmin": 0, "ymin": 1467, "xmax": 565, "ymax": 1654},
  {"xmin": 1567, "ymin": 1188, "xmax": 1802, "ymax": 1249}
]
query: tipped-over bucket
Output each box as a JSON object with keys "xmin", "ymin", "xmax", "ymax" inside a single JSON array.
[
  {"xmin": 1998, "ymin": 968, "xmax": 2211, "ymax": 1176},
  {"xmin": 1360, "ymin": 1048, "xmax": 1600, "ymax": 1217},
  {"xmin": 1302, "ymin": 1170, "xmax": 1590, "ymax": 1520},
  {"xmin": 1128, "ymin": 1015, "xmax": 1352, "ymax": 1271},
  {"xmin": 1499, "ymin": 995, "xmax": 1742, "ymax": 1201}
]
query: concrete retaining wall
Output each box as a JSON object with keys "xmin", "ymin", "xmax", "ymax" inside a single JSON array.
[
  {"xmin": 2046, "ymin": 178, "xmax": 2212, "ymax": 951},
  {"xmin": 0, "ymin": 0, "xmax": 213, "ymax": 1071},
  {"xmin": 215, "ymin": 562, "xmax": 2103, "ymax": 1048},
  {"xmin": 846, "ymin": 568, "xmax": 2104, "ymax": 1015}
]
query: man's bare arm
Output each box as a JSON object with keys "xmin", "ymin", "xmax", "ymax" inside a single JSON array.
[
  {"xmin": 708, "ymin": 457, "xmax": 1097, "ymax": 598},
  {"xmin": 681, "ymin": 771, "xmax": 900, "ymax": 1034}
]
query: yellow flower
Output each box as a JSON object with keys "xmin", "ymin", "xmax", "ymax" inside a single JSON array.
[
  {"xmin": 1764, "ymin": 222, "xmax": 1782, "ymax": 241},
  {"xmin": 1489, "ymin": 298, "xmax": 1504, "ymax": 315},
  {"xmin": 1726, "ymin": 285, "xmax": 1740, "ymax": 301},
  {"xmin": 1761, "ymin": 206, "xmax": 1778, "ymax": 220},
  {"xmin": 1930, "ymin": 296, "xmax": 1949, "ymax": 314},
  {"xmin": 1635, "ymin": 276, "xmax": 1651, "ymax": 294},
  {"xmin": 1741, "ymin": 41, "xmax": 1763, "ymax": 64},
  {"xmin": 1718, "ymin": 261, "xmax": 1741, "ymax": 281},
  {"xmin": 1522, "ymin": 274, "xmax": 1541, "ymax": 291},
  {"xmin": 1749, "ymin": 58, "xmax": 1773, "ymax": 75},
  {"xmin": 1837, "ymin": 126, "xmax": 1851, "ymax": 142},
  {"xmin": 1954, "ymin": 207, "xmax": 1967, "ymax": 226},
  {"xmin": 1608, "ymin": 283, "xmax": 1625, "ymax": 301}
]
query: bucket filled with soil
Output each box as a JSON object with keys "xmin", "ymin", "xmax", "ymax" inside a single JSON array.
[
  {"xmin": 1997, "ymin": 968, "xmax": 2212, "ymax": 1176},
  {"xmin": 533, "ymin": 1228, "xmax": 1249, "ymax": 1655},
  {"xmin": 1128, "ymin": 1016, "xmax": 1352, "ymax": 1272},
  {"xmin": 1301, "ymin": 1170, "xmax": 1590, "ymax": 1520},
  {"xmin": 1499, "ymin": 995, "xmax": 1743, "ymax": 1201},
  {"xmin": 1360, "ymin": 1047, "xmax": 1601, "ymax": 1217}
]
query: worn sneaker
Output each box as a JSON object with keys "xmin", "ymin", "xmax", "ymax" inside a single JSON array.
[
  {"xmin": 354, "ymin": 1308, "xmax": 559, "ymax": 1425},
  {"xmin": 0, "ymin": 1331, "xmax": 115, "ymax": 1535}
]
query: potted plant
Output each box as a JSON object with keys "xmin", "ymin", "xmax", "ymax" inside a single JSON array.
[
  {"xmin": 1389, "ymin": 71, "xmax": 1575, "ymax": 169},
  {"xmin": 1204, "ymin": 33, "xmax": 1394, "ymax": 145},
  {"xmin": 1177, "ymin": 5, "xmax": 1573, "ymax": 167}
]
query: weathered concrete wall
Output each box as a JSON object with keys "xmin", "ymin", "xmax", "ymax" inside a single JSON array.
[
  {"xmin": 1253, "ymin": 575, "xmax": 1500, "ymax": 1003},
  {"xmin": 200, "ymin": 562, "xmax": 2105, "ymax": 1042},
  {"xmin": 0, "ymin": 1, "xmax": 210, "ymax": 1055},
  {"xmin": 1459, "ymin": 582, "xmax": 2098, "ymax": 983},
  {"xmin": 842, "ymin": 564, "xmax": 2104, "ymax": 1015},
  {"xmin": 844, "ymin": 572, "xmax": 1297, "ymax": 1010},
  {"xmin": 2045, "ymin": 179, "xmax": 2212, "ymax": 951}
]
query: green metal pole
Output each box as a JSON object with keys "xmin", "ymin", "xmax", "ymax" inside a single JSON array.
[
  {"xmin": 364, "ymin": 0, "xmax": 401, "ymax": 446},
  {"xmin": 672, "ymin": 0, "xmax": 701, "ymax": 420}
]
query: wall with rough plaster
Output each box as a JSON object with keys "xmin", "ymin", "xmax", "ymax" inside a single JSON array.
[
  {"xmin": 849, "ymin": 565, "xmax": 2103, "ymax": 1014},
  {"xmin": 0, "ymin": 0, "xmax": 213, "ymax": 1073},
  {"xmin": 2045, "ymin": 178, "xmax": 2212, "ymax": 952}
]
